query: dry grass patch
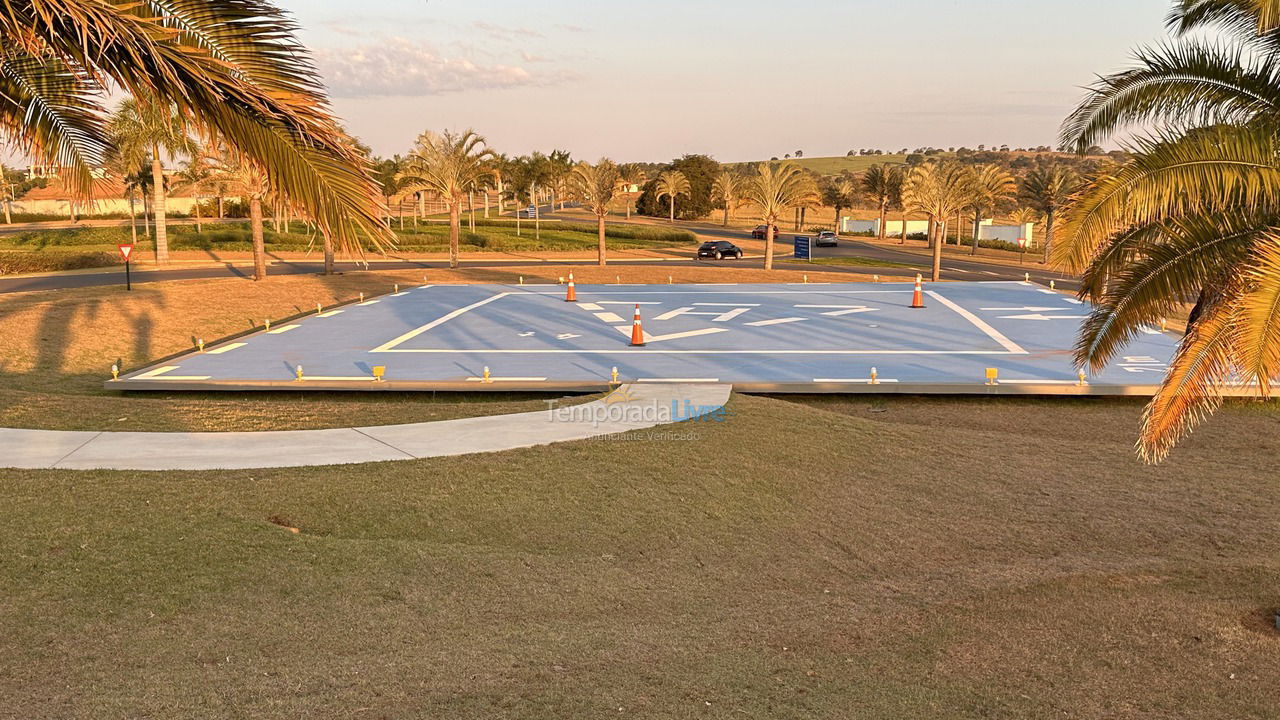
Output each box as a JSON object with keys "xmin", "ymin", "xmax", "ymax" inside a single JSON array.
[{"xmin": 1, "ymin": 393, "xmax": 1278, "ymax": 717}]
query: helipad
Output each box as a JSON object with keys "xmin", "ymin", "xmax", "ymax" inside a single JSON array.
[{"xmin": 111, "ymin": 281, "xmax": 1181, "ymax": 394}]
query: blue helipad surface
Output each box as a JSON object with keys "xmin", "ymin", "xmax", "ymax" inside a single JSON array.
[{"xmin": 113, "ymin": 281, "xmax": 1181, "ymax": 394}]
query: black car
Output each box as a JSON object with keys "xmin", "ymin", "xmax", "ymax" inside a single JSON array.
[{"xmin": 697, "ymin": 240, "xmax": 744, "ymax": 260}]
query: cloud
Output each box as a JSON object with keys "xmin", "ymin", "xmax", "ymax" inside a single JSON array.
[
  {"xmin": 556, "ymin": 23, "xmax": 589, "ymax": 33},
  {"xmin": 471, "ymin": 20, "xmax": 543, "ymax": 40},
  {"xmin": 315, "ymin": 39, "xmax": 570, "ymax": 98}
]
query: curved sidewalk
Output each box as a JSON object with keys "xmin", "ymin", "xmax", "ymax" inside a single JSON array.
[{"xmin": 0, "ymin": 383, "xmax": 730, "ymax": 471}]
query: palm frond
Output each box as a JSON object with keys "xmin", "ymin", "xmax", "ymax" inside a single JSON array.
[
  {"xmin": 1054, "ymin": 124, "xmax": 1280, "ymax": 272},
  {"xmin": 1236, "ymin": 231, "xmax": 1280, "ymax": 391},
  {"xmin": 1060, "ymin": 40, "xmax": 1280, "ymax": 152}
]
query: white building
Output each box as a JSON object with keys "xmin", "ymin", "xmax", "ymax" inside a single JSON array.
[{"xmin": 840, "ymin": 217, "xmax": 930, "ymax": 237}]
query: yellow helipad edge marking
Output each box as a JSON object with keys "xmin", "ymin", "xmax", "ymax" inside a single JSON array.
[{"xmin": 206, "ymin": 342, "xmax": 247, "ymax": 354}]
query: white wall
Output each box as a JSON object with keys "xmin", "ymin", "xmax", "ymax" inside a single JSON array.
[
  {"xmin": 10, "ymin": 197, "xmax": 207, "ymax": 217},
  {"xmin": 978, "ymin": 223, "xmax": 1035, "ymax": 245},
  {"xmin": 840, "ymin": 217, "xmax": 931, "ymax": 237}
]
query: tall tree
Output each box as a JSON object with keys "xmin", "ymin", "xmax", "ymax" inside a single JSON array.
[
  {"xmin": 108, "ymin": 97, "xmax": 195, "ymax": 263},
  {"xmin": 398, "ymin": 129, "xmax": 496, "ymax": 269},
  {"xmin": 741, "ymin": 161, "xmax": 819, "ymax": 270},
  {"xmin": 0, "ymin": 163, "xmax": 13, "ymax": 224},
  {"xmin": 207, "ymin": 148, "xmax": 270, "ymax": 280},
  {"xmin": 964, "ymin": 164, "xmax": 1016, "ymax": 255},
  {"xmin": 0, "ymin": 0, "xmax": 392, "ymax": 256},
  {"xmin": 654, "ymin": 170, "xmax": 691, "ymax": 223},
  {"xmin": 821, "ymin": 173, "xmax": 857, "ymax": 232},
  {"xmin": 1056, "ymin": 0, "xmax": 1280, "ymax": 460},
  {"xmin": 711, "ymin": 170, "xmax": 742, "ymax": 227},
  {"xmin": 862, "ymin": 164, "xmax": 904, "ymax": 241},
  {"xmin": 903, "ymin": 161, "xmax": 970, "ymax": 281},
  {"xmin": 1021, "ymin": 165, "xmax": 1080, "ymax": 263},
  {"xmin": 570, "ymin": 159, "xmax": 622, "ymax": 266},
  {"xmin": 174, "ymin": 157, "xmax": 212, "ymax": 233},
  {"xmin": 618, "ymin": 164, "xmax": 648, "ymax": 219}
]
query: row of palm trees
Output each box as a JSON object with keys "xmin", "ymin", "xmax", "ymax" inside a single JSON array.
[{"xmin": 0, "ymin": 0, "xmax": 392, "ymax": 272}]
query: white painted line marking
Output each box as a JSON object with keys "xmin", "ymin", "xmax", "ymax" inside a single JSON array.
[
  {"xmin": 926, "ymin": 291, "xmax": 1027, "ymax": 354},
  {"xmin": 979, "ymin": 306, "xmax": 1062, "ymax": 312},
  {"xmin": 577, "ymin": 302, "xmax": 604, "ymax": 311},
  {"xmin": 693, "ymin": 303, "xmax": 761, "ymax": 307},
  {"xmin": 206, "ymin": 342, "xmax": 246, "ymax": 354},
  {"xmin": 654, "ymin": 306, "xmax": 754, "ymax": 322},
  {"xmin": 303, "ymin": 376, "xmax": 379, "ymax": 382},
  {"xmin": 267, "ymin": 325, "xmax": 300, "ymax": 334},
  {"xmin": 146, "ymin": 376, "xmax": 212, "ymax": 381},
  {"xmin": 1064, "ymin": 298, "xmax": 1084, "ymax": 305},
  {"xmin": 946, "ymin": 267, "xmax": 971, "ymax": 273},
  {"xmin": 745, "ymin": 317, "xmax": 807, "ymax": 327},
  {"xmin": 318, "ymin": 310, "xmax": 344, "ymax": 317},
  {"xmin": 982, "ymin": 271, "xmax": 1000, "ymax": 276},
  {"xmin": 613, "ymin": 326, "xmax": 730, "ymax": 343},
  {"xmin": 1000, "ymin": 379, "xmax": 1081, "ymax": 385},
  {"xmin": 391, "ymin": 292, "xmax": 409, "ymax": 297},
  {"xmin": 813, "ymin": 378, "xmax": 900, "ymax": 383},
  {"xmin": 381, "ymin": 348, "xmax": 1021, "ymax": 356},
  {"xmin": 997, "ymin": 313, "xmax": 1089, "ymax": 320},
  {"xmin": 637, "ymin": 378, "xmax": 720, "ymax": 383},
  {"xmin": 712, "ymin": 307, "xmax": 752, "ymax": 322},
  {"xmin": 133, "ymin": 365, "xmax": 180, "ymax": 379},
  {"xmin": 1038, "ymin": 289, "xmax": 1058, "ymax": 295},
  {"xmin": 518, "ymin": 331, "xmax": 535, "ymax": 337},
  {"xmin": 1138, "ymin": 326, "xmax": 1163, "ymax": 335},
  {"xmin": 357, "ymin": 300, "xmax": 381, "ymax": 306},
  {"xmin": 371, "ymin": 292, "xmax": 510, "ymax": 352},
  {"xmin": 594, "ymin": 312, "xmax": 626, "ymax": 323},
  {"xmin": 596, "ymin": 301, "xmax": 662, "ymax": 305},
  {"xmin": 465, "ymin": 376, "xmax": 549, "ymax": 382},
  {"xmin": 556, "ymin": 333, "xmax": 582, "ymax": 340}
]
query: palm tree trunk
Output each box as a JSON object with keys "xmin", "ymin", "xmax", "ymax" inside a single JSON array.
[
  {"xmin": 2, "ymin": 189, "xmax": 10, "ymax": 224},
  {"xmin": 483, "ymin": 191, "xmax": 489, "ymax": 219},
  {"xmin": 449, "ymin": 203, "xmax": 460, "ymax": 269},
  {"xmin": 468, "ymin": 190, "xmax": 475, "ymax": 233},
  {"xmin": 971, "ymin": 211, "xmax": 982, "ymax": 255},
  {"xmin": 143, "ymin": 194, "xmax": 151, "ymax": 238},
  {"xmin": 597, "ymin": 214, "xmax": 607, "ymax": 266},
  {"xmin": 899, "ymin": 211, "xmax": 908, "ymax": 244},
  {"xmin": 1042, "ymin": 208, "xmax": 1055, "ymax": 263},
  {"xmin": 764, "ymin": 225, "xmax": 776, "ymax": 271},
  {"xmin": 669, "ymin": 196, "xmax": 675, "ymax": 223},
  {"xmin": 930, "ymin": 217, "xmax": 942, "ymax": 282},
  {"xmin": 249, "ymin": 196, "xmax": 266, "ymax": 281},
  {"xmin": 194, "ymin": 195, "xmax": 202, "ymax": 234},
  {"xmin": 150, "ymin": 153, "xmax": 169, "ymax": 263},
  {"xmin": 128, "ymin": 196, "xmax": 137, "ymax": 245},
  {"xmin": 217, "ymin": 195, "xmax": 224, "ymax": 219},
  {"xmin": 800, "ymin": 206, "xmax": 807, "ymax": 231},
  {"xmin": 878, "ymin": 200, "xmax": 888, "ymax": 241},
  {"xmin": 323, "ymin": 234, "xmax": 334, "ymax": 275}
]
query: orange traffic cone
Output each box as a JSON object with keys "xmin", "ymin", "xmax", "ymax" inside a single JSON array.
[
  {"xmin": 630, "ymin": 303, "xmax": 646, "ymax": 346},
  {"xmin": 909, "ymin": 274, "xmax": 926, "ymax": 309},
  {"xmin": 565, "ymin": 272, "xmax": 577, "ymax": 302}
]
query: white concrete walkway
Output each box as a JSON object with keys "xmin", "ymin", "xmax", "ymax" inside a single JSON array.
[{"xmin": 0, "ymin": 384, "xmax": 730, "ymax": 471}]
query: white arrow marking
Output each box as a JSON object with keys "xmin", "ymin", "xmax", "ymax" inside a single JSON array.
[
  {"xmin": 745, "ymin": 317, "xmax": 806, "ymax": 327},
  {"xmin": 518, "ymin": 331, "xmax": 535, "ymax": 337},
  {"xmin": 997, "ymin": 313, "xmax": 1090, "ymax": 320},
  {"xmin": 614, "ymin": 326, "xmax": 729, "ymax": 343},
  {"xmin": 794, "ymin": 304, "xmax": 879, "ymax": 317},
  {"xmin": 556, "ymin": 333, "xmax": 581, "ymax": 340}
]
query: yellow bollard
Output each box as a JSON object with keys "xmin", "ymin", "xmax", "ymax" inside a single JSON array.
[
  {"xmin": 197, "ymin": 338, "xmax": 205, "ymax": 352},
  {"xmin": 264, "ymin": 318, "xmax": 271, "ymax": 331},
  {"xmin": 611, "ymin": 366, "xmax": 619, "ymax": 384},
  {"xmin": 985, "ymin": 368, "xmax": 999, "ymax": 386},
  {"xmin": 394, "ymin": 283, "xmax": 399, "ymax": 293},
  {"xmin": 803, "ymin": 274, "xmax": 808, "ymax": 284},
  {"xmin": 359, "ymin": 292, "xmax": 364, "ymax": 303},
  {"xmin": 1050, "ymin": 280, "xmax": 1056, "ymax": 290},
  {"xmin": 295, "ymin": 365, "xmax": 304, "ymax": 382},
  {"xmin": 422, "ymin": 275, "xmax": 428, "ymax": 287},
  {"xmin": 1078, "ymin": 371, "xmax": 1087, "ymax": 386},
  {"xmin": 558, "ymin": 276, "xmax": 565, "ymax": 284},
  {"xmin": 668, "ymin": 275, "xmax": 672, "ymax": 285},
  {"xmin": 372, "ymin": 365, "xmax": 386, "ymax": 382},
  {"xmin": 1160, "ymin": 318, "xmax": 1167, "ymax": 332},
  {"xmin": 519, "ymin": 276, "xmax": 524, "ymax": 285},
  {"xmin": 1024, "ymin": 273, "xmax": 1030, "ymax": 282},
  {"xmin": 872, "ymin": 274, "xmax": 879, "ymax": 283},
  {"xmin": 482, "ymin": 366, "xmax": 491, "ymax": 383},
  {"xmin": 870, "ymin": 367, "xmax": 879, "ymax": 385},
  {"xmin": 316, "ymin": 302, "xmax": 323, "ymax": 315},
  {"xmin": 111, "ymin": 364, "xmax": 119, "ymax": 380},
  {"xmin": 616, "ymin": 275, "xmax": 621, "ymax": 285}
]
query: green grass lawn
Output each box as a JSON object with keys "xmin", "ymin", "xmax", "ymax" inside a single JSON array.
[
  {"xmin": 0, "ymin": 220, "xmax": 696, "ymax": 273},
  {"xmin": 804, "ymin": 255, "xmax": 923, "ymax": 269},
  {"xmin": 3, "ymin": 393, "xmax": 1280, "ymax": 717}
]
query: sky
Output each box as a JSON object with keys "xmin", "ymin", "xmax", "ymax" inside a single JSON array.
[{"xmin": 4, "ymin": 0, "xmax": 1175, "ymax": 166}]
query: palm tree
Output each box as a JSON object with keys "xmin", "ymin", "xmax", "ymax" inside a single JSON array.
[
  {"xmin": 0, "ymin": 1, "xmax": 390, "ymax": 256},
  {"xmin": 0, "ymin": 163, "xmax": 13, "ymax": 224},
  {"xmin": 1054, "ymin": 0, "xmax": 1280, "ymax": 460},
  {"xmin": 174, "ymin": 157, "xmax": 212, "ymax": 234},
  {"xmin": 822, "ymin": 174, "xmax": 857, "ymax": 233},
  {"xmin": 741, "ymin": 161, "xmax": 820, "ymax": 270},
  {"xmin": 711, "ymin": 170, "xmax": 742, "ymax": 227},
  {"xmin": 570, "ymin": 159, "xmax": 622, "ymax": 266},
  {"xmin": 654, "ymin": 170, "xmax": 691, "ymax": 223},
  {"xmin": 902, "ymin": 161, "xmax": 970, "ymax": 281},
  {"xmin": 862, "ymin": 164, "xmax": 903, "ymax": 241},
  {"xmin": 619, "ymin": 164, "xmax": 647, "ymax": 219},
  {"xmin": 207, "ymin": 149, "xmax": 271, "ymax": 280},
  {"xmin": 1021, "ymin": 166, "xmax": 1080, "ymax": 263},
  {"xmin": 964, "ymin": 164, "xmax": 1016, "ymax": 255},
  {"xmin": 398, "ymin": 129, "xmax": 496, "ymax": 269},
  {"xmin": 108, "ymin": 97, "xmax": 195, "ymax": 263}
]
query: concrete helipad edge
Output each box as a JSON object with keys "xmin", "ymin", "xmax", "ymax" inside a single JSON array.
[{"xmin": 0, "ymin": 383, "xmax": 730, "ymax": 471}]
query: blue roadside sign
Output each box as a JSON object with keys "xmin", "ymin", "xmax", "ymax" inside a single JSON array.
[{"xmin": 794, "ymin": 236, "xmax": 811, "ymax": 260}]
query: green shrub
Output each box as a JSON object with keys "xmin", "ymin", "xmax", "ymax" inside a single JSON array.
[{"xmin": 0, "ymin": 250, "xmax": 119, "ymax": 275}]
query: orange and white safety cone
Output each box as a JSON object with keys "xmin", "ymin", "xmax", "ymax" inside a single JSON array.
[
  {"xmin": 630, "ymin": 303, "xmax": 646, "ymax": 346},
  {"xmin": 565, "ymin": 272, "xmax": 577, "ymax": 302},
  {"xmin": 909, "ymin": 273, "xmax": 926, "ymax": 309}
]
